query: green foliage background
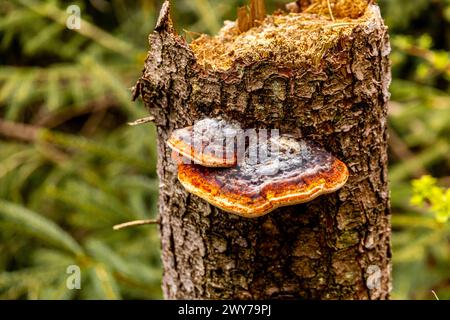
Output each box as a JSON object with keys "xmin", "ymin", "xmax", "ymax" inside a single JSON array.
[{"xmin": 0, "ymin": 0, "xmax": 449, "ymax": 300}]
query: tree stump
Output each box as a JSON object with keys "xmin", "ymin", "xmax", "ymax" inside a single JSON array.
[{"xmin": 134, "ymin": 0, "xmax": 391, "ymax": 300}]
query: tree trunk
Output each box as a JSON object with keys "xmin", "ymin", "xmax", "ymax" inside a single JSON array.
[{"xmin": 134, "ymin": 1, "xmax": 392, "ymax": 300}]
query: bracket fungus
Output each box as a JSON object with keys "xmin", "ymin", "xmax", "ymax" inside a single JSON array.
[
  {"xmin": 170, "ymin": 121, "xmax": 349, "ymax": 218},
  {"xmin": 167, "ymin": 118, "xmax": 243, "ymax": 167}
]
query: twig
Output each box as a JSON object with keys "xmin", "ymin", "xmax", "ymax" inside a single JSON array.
[
  {"xmin": 431, "ymin": 290, "xmax": 439, "ymax": 300},
  {"xmin": 128, "ymin": 116, "xmax": 155, "ymax": 126},
  {"xmin": 0, "ymin": 119, "xmax": 69, "ymax": 163},
  {"xmin": 325, "ymin": 22, "xmax": 359, "ymax": 28},
  {"xmin": 0, "ymin": 119, "xmax": 39, "ymax": 142},
  {"xmin": 303, "ymin": 2, "xmax": 319, "ymax": 13},
  {"xmin": 113, "ymin": 219, "xmax": 160, "ymax": 231},
  {"xmin": 34, "ymin": 97, "xmax": 116, "ymax": 128},
  {"xmin": 327, "ymin": 0, "xmax": 335, "ymax": 22}
]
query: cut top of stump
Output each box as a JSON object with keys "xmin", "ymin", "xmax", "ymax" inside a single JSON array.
[{"xmin": 190, "ymin": 0, "xmax": 380, "ymax": 71}]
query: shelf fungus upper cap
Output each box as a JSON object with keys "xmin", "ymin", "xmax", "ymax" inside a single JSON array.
[
  {"xmin": 177, "ymin": 136, "xmax": 349, "ymax": 218},
  {"xmin": 167, "ymin": 118, "xmax": 243, "ymax": 167}
]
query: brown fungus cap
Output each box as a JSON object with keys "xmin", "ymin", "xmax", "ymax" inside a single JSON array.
[
  {"xmin": 177, "ymin": 136, "xmax": 349, "ymax": 218},
  {"xmin": 167, "ymin": 118, "xmax": 243, "ymax": 167}
]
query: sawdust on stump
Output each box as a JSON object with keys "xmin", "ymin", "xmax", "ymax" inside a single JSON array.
[{"xmin": 190, "ymin": 0, "xmax": 373, "ymax": 71}]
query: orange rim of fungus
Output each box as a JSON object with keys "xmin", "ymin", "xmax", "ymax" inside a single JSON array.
[
  {"xmin": 167, "ymin": 135, "xmax": 237, "ymax": 168},
  {"xmin": 167, "ymin": 119, "xmax": 240, "ymax": 168}
]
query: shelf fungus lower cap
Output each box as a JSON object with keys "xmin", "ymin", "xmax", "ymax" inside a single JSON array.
[
  {"xmin": 167, "ymin": 118, "xmax": 242, "ymax": 167},
  {"xmin": 177, "ymin": 136, "xmax": 349, "ymax": 218}
]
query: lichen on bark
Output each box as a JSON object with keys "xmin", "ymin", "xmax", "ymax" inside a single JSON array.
[{"xmin": 134, "ymin": 0, "xmax": 392, "ymax": 300}]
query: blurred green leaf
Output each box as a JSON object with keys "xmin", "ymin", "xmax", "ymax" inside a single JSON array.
[{"xmin": 0, "ymin": 200, "xmax": 84, "ymax": 256}]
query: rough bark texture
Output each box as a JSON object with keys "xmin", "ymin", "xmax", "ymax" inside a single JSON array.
[{"xmin": 134, "ymin": 2, "xmax": 392, "ymax": 300}]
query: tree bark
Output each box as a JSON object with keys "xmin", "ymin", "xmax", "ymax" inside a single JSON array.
[{"xmin": 134, "ymin": 1, "xmax": 391, "ymax": 300}]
